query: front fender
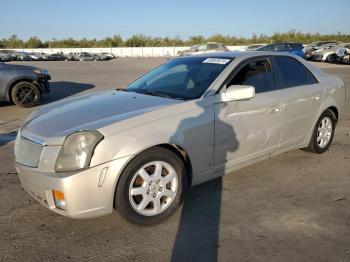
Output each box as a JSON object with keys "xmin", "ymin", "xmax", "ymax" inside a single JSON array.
[{"xmin": 91, "ymin": 102, "xmax": 215, "ymax": 178}]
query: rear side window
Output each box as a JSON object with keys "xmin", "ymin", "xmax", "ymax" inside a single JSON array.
[
  {"xmin": 290, "ymin": 43, "xmax": 303, "ymax": 50},
  {"xmin": 228, "ymin": 59, "xmax": 275, "ymax": 93},
  {"xmin": 208, "ymin": 44, "xmax": 218, "ymax": 50},
  {"xmin": 274, "ymin": 56, "xmax": 317, "ymax": 88}
]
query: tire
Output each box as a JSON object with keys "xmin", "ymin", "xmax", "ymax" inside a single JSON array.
[
  {"xmin": 326, "ymin": 54, "xmax": 336, "ymax": 63},
  {"xmin": 303, "ymin": 110, "xmax": 337, "ymax": 154},
  {"xmin": 115, "ymin": 147, "xmax": 187, "ymax": 225},
  {"xmin": 11, "ymin": 81, "xmax": 41, "ymax": 108}
]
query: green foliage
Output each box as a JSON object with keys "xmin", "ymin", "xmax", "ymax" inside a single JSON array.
[{"xmin": 1, "ymin": 31, "xmax": 350, "ymax": 49}]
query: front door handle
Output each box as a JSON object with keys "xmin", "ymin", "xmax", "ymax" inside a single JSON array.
[{"xmin": 269, "ymin": 106, "xmax": 281, "ymax": 113}]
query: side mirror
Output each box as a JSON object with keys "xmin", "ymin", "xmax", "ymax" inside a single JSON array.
[{"xmin": 220, "ymin": 85, "xmax": 255, "ymax": 102}]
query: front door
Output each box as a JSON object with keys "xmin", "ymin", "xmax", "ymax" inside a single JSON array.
[{"xmin": 214, "ymin": 57, "xmax": 283, "ymax": 172}]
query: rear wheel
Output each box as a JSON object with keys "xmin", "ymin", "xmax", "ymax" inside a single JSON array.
[
  {"xmin": 303, "ymin": 110, "xmax": 336, "ymax": 154},
  {"xmin": 11, "ymin": 81, "xmax": 41, "ymax": 108},
  {"xmin": 115, "ymin": 147, "xmax": 187, "ymax": 225}
]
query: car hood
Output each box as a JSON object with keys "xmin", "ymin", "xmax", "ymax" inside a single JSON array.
[
  {"xmin": 21, "ymin": 90, "xmax": 180, "ymax": 145},
  {"xmin": 1, "ymin": 63, "xmax": 39, "ymax": 71}
]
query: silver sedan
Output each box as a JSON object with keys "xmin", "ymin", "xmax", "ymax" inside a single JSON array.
[{"xmin": 14, "ymin": 52, "xmax": 345, "ymax": 225}]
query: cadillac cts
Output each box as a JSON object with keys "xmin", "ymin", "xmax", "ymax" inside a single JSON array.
[{"xmin": 15, "ymin": 52, "xmax": 345, "ymax": 225}]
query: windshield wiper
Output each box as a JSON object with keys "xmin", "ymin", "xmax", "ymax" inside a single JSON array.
[
  {"xmin": 115, "ymin": 87, "xmax": 130, "ymax": 92},
  {"xmin": 135, "ymin": 89, "xmax": 172, "ymax": 99}
]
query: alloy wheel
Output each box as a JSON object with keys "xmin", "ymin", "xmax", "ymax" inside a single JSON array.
[
  {"xmin": 128, "ymin": 161, "xmax": 178, "ymax": 216},
  {"xmin": 317, "ymin": 116, "xmax": 333, "ymax": 148}
]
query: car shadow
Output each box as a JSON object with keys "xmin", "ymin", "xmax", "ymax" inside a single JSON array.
[
  {"xmin": 42, "ymin": 81, "xmax": 95, "ymax": 104},
  {"xmin": 0, "ymin": 130, "xmax": 17, "ymax": 147},
  {"xmin": 170, "ymin": 99, "xmax": 239, "ymax": 262}
]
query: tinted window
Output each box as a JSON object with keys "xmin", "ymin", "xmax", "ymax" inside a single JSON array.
[
  {"xmin": 274, "ymin": 57, "xmax": 317, "ymax": 88},
  {"xmin": 208, "ymin": 44, "xmax": 218, "ymax": 50},
  {"xmin": 228, "ymin": 59, "xmax": 275, "ymax": 93},
  {"xmin": 197, "ymin": 44, "xmax": 208, "ymax": 51},
  {"xmin": 259, "ymin": 45, "xmax": 273, "ymax": 51},
  {"xmin": 274, "ymin": 44, "xmax": 287, "ymax": 51}
]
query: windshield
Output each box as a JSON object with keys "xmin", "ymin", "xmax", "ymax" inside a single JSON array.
[
  {"xmin": 330, "ymin": 44, "xmax": 347, "ymax": 51},
  {"xmin": 125, "ymin": 56, "xmax": 233, "ymax": 100}
]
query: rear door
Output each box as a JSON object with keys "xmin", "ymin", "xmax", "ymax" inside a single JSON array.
[
  {"xmin": 272, "ymin": 56, "xmax": 322, "ymax": 147},
  {"xmin": 214, "ymin": 57, "xmax": 283, "ymax": 171}
]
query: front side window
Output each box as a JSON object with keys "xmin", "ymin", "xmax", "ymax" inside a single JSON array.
[
  {"xmin": 274, "ymin": 56, "xmax": 317, "ymax": 88},
  {"xmin": 228, "ymin": 59, "xmax": 276, "ymax": 93},
  {"xmin": 126, "ymin": 56, "xmax": 233, "ymax": 100},
  {"xmin": 274, "ymin": 44, "xmax": 287, "ymax": 52},
  {"xmin": 259, "ymin": 45, "xmax": 273, "ymax": 51}
]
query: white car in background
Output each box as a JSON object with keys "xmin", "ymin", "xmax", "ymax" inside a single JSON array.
[
  {"xmin": 177, "ymin": 42, "xmax": 228, "ymax": 56},
  {"xmin": 240, "ymin": 44, "xmax": 267, "ymax": 51},
  {"xmin": 313, "ymin": 43, "xmax": 350, "ymax": 63}
]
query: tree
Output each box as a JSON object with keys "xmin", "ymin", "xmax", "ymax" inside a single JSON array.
[{"xmin": 25, "ymin": 37, "xmax": 44, "ymax": 48}]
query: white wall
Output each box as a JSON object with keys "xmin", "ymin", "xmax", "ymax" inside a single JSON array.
[{"xmin": 3, "ymin": 46, "xmax": 246, "ymax": 57}]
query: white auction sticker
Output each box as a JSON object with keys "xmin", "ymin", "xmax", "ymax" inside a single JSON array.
[{"xmin": 203, "ymin": 58, "xmax": 231, "ymax": 64}]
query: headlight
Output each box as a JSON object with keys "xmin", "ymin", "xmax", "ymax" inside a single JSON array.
[
  {"xmin": 32, "ymin": 69, "xmax": 50, "ymax": 75},
  {"xmin": 55, "ymin": 131, "xmax": 103, "ymax": 172}
]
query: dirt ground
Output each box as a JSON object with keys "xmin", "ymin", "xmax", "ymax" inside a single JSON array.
[{"xmin": 0, "ymin": 59, "xmax": 349, "ymax": 262}]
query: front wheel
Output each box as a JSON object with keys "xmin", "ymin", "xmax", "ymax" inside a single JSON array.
[
  {"xmin": 11, "ymin": 81, "xmax": 41, "ymax": 108},
  {"xmin": 303, "ymin": 110, "xmax": 336, "ymax": 154},
  {"xmin": 326, "ymin": 54, "xmax": 336, "ymax": 63},
  {"xmin": 115, "ymin": 147, "xmax": 187, "ymax": 225}
]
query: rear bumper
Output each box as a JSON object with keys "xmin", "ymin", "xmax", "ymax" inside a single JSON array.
[{"xmin": 17, "ymin": 155, "xmax": 133, "ymax": 219}]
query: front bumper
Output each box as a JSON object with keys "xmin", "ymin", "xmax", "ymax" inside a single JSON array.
[
  {"xmin": 34, "ymin": 75, "xmax": 51, "ymax": 93},
  {"xmin": 310, "ymin": 54, "xmax": 323, "ymax": 61},
  {"xmin": 16, "ymin": 155, "xmax": 133, "ymax": 219}
]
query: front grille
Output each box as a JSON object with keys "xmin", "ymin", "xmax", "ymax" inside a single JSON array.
[{"xmin": 14, "ymin": 136, "xmax": 43, "ymax": 168}]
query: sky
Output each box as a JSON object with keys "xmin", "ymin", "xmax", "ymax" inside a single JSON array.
[{"xmin": 1, "ymin": 0, "xmax": 349, "ymax": 40}]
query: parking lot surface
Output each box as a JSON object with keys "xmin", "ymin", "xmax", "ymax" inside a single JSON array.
[{"xmin": 0, "ymin": 59, "xmax": 349, "ymax": 262}]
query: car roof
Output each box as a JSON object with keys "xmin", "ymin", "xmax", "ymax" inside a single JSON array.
[
  {"xmin": 265, "ymin": 42, "xmax": 303, "ymax": 45},
  {"xmin": 184, "ymin": 51, "xmax": 299, "ymax": 59}
]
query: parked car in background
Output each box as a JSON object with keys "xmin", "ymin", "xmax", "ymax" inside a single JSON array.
[
  {"xmin": 0, "ymin": 50, "xmax": 18, "ymax": 60},
  {"xmin": 15, "ymin": 52, "xmax": 33, "ymax": 61},
  {"xmin": 303, "ymin": 41, "xmax": 340, "ymax": 53},
  {"xmin": 0, "ymin": 62, "xmax": 51, "ymax": 107},
  {"xmin": 304, "ymin": 43, "xmax": 339, "ymax": 60},
  {"xmin": 0, "ymin": 52, "xmax": 12, "ymax": 62},
  {"xmin": 312, "ymin": 43, "xmax": 350, "ymax": 63},
  {"xmin": 79, "ymin": 53, "xmax": 95, "ymax": 61},
  {"xmin": 256, "ymin": 43, "xmax": 305, "ymax": 58},
  {"xmin": 241, "ymin": 43, "xmax": 267, "ymax": 51},
  {"xmin": 92, "ymin": 53, "xmax": 107, "ymax": 61},
  {"xmin": 336, "ymin": 47, "xmax": 350, "ymax": 64},
  {"xmin": 46, "ymin": 53, "xmax": 66, "ymax": 61},
  {"xmin": 101, "ymin": 52, "xmax": 115, "ymax": 59},
  {"xmin": 66, "ymin": 52, "xmax": 80, "ymax": 61},
  {"xmin": 15, "ymin": 52, "xmax": 345, "ymax": 225},
  {"xmin": 177, "ymin": 42, "xmax": 228, "ymax": 56},
  {"xmin": 28, "ymin": 52, "xmax": 46, "ymax": 61}
]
